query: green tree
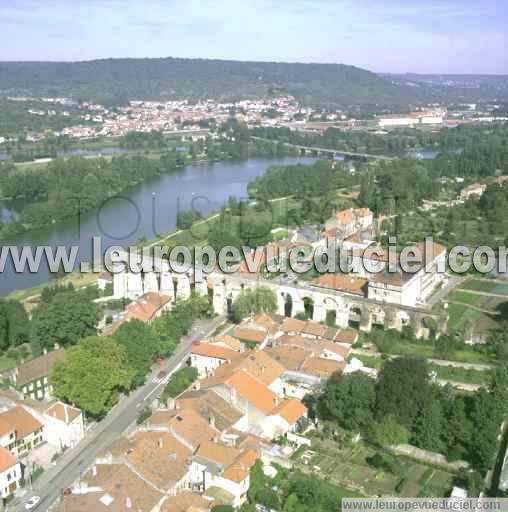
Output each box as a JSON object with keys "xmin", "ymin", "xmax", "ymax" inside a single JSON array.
[
  {"xmin": 0, "ymin": 299, "xmax": 30, "ymax": 350},
  {"xmin": 370, "ymin": 414, "xmax": 410, "ymax": 446},
  {"xmin": 113, "ymin": 320, "xmax": 160, "ymax": 388},
  {"xmin": 412, "ymin": 397, "xmax": 444, "ymax": 452},
  {"xmin": 161, "ymin": 366, "xmax": 198, "ymax": 401},
  {"xmin": 320, "ymin": 372, "xmax": 376, "ymax": 431},
  {"xmin": 283, "ymin": 494, "xmax": 307, "ymax": 512},
  {"xmin": 176, "ymin": 208, "xmax": 202, "ymax": 230},
  {"xmin": 31, "ymin": 291, "xmax": 100, "ymax": 351},
  {"xmin": 467, "ymin": 389, "xmax": 501, "ymax": 472},
  {"xmin": 50, "ymin": 336, "xmax": 132, "ymax": 417},
  {"xmin": 442, "ymin": 395, "xmax": 473, "ymax": 460},
  {"xmin": 489, "ymin": 366, "xmax": 508, "ymax": 417},
  {"xmin": 208, "ymin": 226, "xmax": 243, "ymax": 255},
  {"xmin": 376, "ymin": 356, "xmax": 432, "ymax": 430},
  {"xmin": 232, "ymin": 286, "xmax": 277, "ymax": 322}
]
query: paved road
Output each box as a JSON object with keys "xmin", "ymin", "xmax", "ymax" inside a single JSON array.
[{"xmin": 11, "ymin": 316, "xmax": 225, "ymax": 512}]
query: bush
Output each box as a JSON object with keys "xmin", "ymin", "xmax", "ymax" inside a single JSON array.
[
  {"xmin": 370, "ymin": 415, "xmax": 410, "ymax": 446},
  {"xmin": 137, "ymin": 406, "xmax": 152, "ymax": 425},
  {"xmin": 161, "ymin": 366, "xmax": 198, "ymax": 401},
  {"xmin": 366, "ymin": 452, "xmax": 404, "ymax": 476}
]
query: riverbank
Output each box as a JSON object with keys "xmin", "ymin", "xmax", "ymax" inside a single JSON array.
[
  {"xmin": 1, "ymin": 155, "xmax": 315, "ymax": 296},
  {"xmin": 6, "ymin": 194, "xmax": 296, "ymax": 303}
]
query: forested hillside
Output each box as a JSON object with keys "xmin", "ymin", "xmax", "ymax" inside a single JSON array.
[{"xmin": 0, "ymin": 57, "xmax": 416, "ymax": 107}]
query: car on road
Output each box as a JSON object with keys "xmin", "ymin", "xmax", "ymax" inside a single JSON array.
[{"xmin": 25, "ymin": 496, "xmax": 41, "ymax": 510}]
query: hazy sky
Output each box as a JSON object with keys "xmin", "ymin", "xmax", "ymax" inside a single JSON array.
[{"xmin": 1, "ymin": 0, "xmax": 507, "ymax": 73}]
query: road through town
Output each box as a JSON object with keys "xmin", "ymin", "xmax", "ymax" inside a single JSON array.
[{"xmin": 10, "ymin": 316, "xmax": 226, "ymax": 512}]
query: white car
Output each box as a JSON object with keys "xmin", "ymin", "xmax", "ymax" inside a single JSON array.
[{"xmin": 25, "ymin": 496, "xmax": 41, "ymax": 510}]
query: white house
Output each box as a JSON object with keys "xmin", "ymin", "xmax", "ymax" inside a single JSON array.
[
  {"xmin": 190, "ymin": 440, "xmax": 257, "ymax": 508},
  {"xmin": 0, "ymin": 447, "xmax": 22, "ymax": 499},
  {"xmin": 210, "ymin": 370, "xmax": 279, "ymax": 437},
  {"xmin": 262, "ymin": 398, "xmax": 307, "ymax": 439},
  {"xmin": 42, "ymin": 402, "xmax": 84, "ymax": 449},
  {"xmin": 190, "ymin": 342, "xmax": 242, "ymax": 379},
  {"xmin": 0, "ymin": 406, "xmax": 44, "ymax": 458}
]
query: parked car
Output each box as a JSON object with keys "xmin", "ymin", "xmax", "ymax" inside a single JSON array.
[{"xmin": 25, "ymin": 496, "xmax": 41, "ymax": 510}]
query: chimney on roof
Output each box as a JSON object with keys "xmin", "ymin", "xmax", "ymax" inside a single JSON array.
[
  {"xmin": 126, "ymin": 497, "xmax": 132, "ymax": 509},
  {"xmin": 158, "ymin": 438, "xmax": 163, "ymax": 449}
]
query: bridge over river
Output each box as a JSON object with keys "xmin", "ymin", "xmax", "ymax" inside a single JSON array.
[{"xmin": 251, "ymin": 136, "xmax": 396, "ymax": 161}]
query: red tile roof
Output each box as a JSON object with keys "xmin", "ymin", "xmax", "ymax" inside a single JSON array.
[
  {"xmin": 225, "ymin": 370, "xmax": 279, "ymax": 414},
  {"xmin": 0, "ymin": 406, "xmax": 42, "ymax": 439},
  {"xmin": 270, "ymin": 398, "xmax": 307, "ymax": 425},
  {"xmin": 191, "ymin": 342, "xmax": 241, "ymax": 361},
  {"xmin": 0, "ymin": 446, "xmax": 17, "ymax": 472}
]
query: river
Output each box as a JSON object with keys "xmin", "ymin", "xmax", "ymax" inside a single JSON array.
[{"xmin": 0, "ymin": 156, "xmax": 314, "ymax": 296}]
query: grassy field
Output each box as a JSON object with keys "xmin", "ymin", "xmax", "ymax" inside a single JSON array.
[
  {"xmin": 448, "ymin": 291, "xmax": 484, "ymax": 306},
  {"xmin": 351, "ymin": 353, "xmax": 384, "ymax": 370},
  {"xmin": 300, "ymin": 437, "xmax": 456, "ymax": 498},
  {"xmin": 7, "ymin": 270, "xmax": 100, "ymax": 304},
  {"xmin": 429, "ymin": 363, "xmax": 489, "ymax": 386},
  {"xmin": 459, "ymin": 279, "xmax": 508, "ymax": 296},
  {"xmin": 446, "ymin": 303, "xmax": 500, "ymax": 336},
  {"xmin": 448, "ymin": 290, "xmax": 507, "ymax": 313},
  {"xmin": 353, "ymin": 352, "xmax": 488, "ymax": 384},
  {"xmin": 376, "ymin": 336, "xmax": 492, "ymax": 365}
]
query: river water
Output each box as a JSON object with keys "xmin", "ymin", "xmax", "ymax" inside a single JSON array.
[{"xmin": 0, "ymin": 156, "xmax": 314, "ymax": 296}]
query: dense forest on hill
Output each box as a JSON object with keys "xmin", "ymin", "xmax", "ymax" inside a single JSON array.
[{"xmin": 0, "ymin": 57, "xmax": 417, "ymax": 108}]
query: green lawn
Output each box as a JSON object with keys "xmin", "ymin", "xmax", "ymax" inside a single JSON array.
[
  {"xmin": 352, "ymin": 354, "xmax": 384, "ymax": 370},
  {"xmin": 377, "ymin": 336, "xmax": 491, "ymax": 365},
  {"xmin": 429, "ymin": 363, "xmax": 489, "ymax": 386},
  {"xmin": 446, "ymin": 302, "xmax": 502, "ymax": 338},
  {"xmin": 447, "ymin": 291, "xmax": 483, "ymax": 306},
  {"xmin": 447, "ymin": 302, "xmax": 482, "ymax": 330},
  {"xmin": 459, "ymin": 279, "xmax": 508, "ymax": 296}
]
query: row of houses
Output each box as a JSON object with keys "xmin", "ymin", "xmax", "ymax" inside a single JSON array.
[
  {"xmin": 55, "ymin": 314, "xmax": 356, "ymax": 511},
  {"xmin": 0, "ymin": 400, "xmax": 84, "ymax": 500}
]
